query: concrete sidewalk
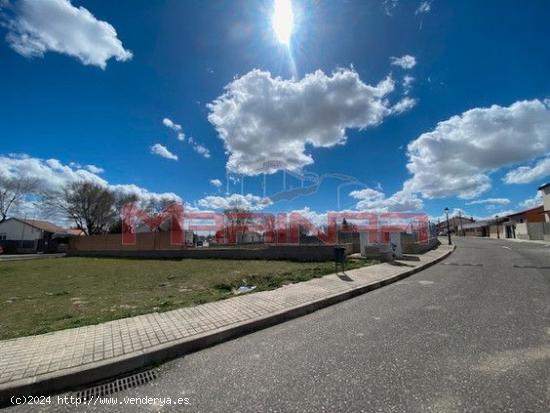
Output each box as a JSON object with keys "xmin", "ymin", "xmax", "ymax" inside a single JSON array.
[
  {"xmin": 0, "ymin": 253, "xmax": 66, "ymax": 262},
  {"xmin": 0, "ymin": 243, "xmax": 454, "ymax": 403},
  {"xmin": 495, "ymin": 237, "xmax": 550, "ymax": 246}
]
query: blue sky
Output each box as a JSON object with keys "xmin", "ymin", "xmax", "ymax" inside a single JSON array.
[{"xmin": 1, "ymin": 0, "xmax": 549, "ymax": 223}]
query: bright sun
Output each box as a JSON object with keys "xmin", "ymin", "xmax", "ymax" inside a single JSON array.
[{"xmin": 272, "ymin": 0, "xmax": 294, "ymax": 46}]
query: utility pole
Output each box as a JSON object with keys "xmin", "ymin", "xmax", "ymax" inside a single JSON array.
[
  {"xmin": 445, "ymin": 207, "xmax": 452, "ymax": 245},
  {"xmin": 458, "ymin": 210, "xmax": 464, "ymax": 236}
]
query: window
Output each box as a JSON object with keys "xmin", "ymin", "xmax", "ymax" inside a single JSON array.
[{"xmin": 0, "ymin": 233, "xmax": 6, "ymax": 241}]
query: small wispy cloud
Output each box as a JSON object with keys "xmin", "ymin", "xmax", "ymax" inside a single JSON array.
[
  {"xmin": 403, "ymin": 75, "xmax": 415, "ymax": 95},
  {"xmin": 465, "ymin": 198, "xmax": 511, "ymax": 206},
  {"xmin": 415, "ymin": 1, "xmax": 432, "ymax": 15},
  {"xmin": 150, "ymin": 143, "xmax": 178, "ymax": 160},
  {"xmin": 390, "ymin": 55, "xmax": 417, "ymax": 69},
  {"xmin": 383, "ymin": 0, "xmax": 399, "ymax": 16},
  {"xmin": 193, "ymin": 144, "xmax": 211, "ymax": 159},
  {"xmin": 85, "ymin": 164, "xmax": 104, "ymax": 174},
  {"xmin": 162, "ymin": 117, "xmax": 181, "ymax": 132},
  {"xmin": 162, "ymin": 118, "xmax": 185, "ymax": 141},
  {"xmin": 210, "ymin": 179, "xmax": 222, "ymax": 187},
  {"xmin": 391, "ymin": 97, "xmax": 417, "ymax": 114}
]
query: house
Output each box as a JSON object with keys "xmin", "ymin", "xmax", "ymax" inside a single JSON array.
[
  {"xmin": 462, "ymin": 220, "xmax": 491, "ymax": 237},
  {"xmin": 436, "ymin": 215, "xmax": 475, "ymax": 235},
  {"xmin": 462, "ymin": 206, "xmax": 546, "ymax": 240},
  {"xmin": 66, "ymin": 228, "xmax": 85, "ymax": 237},
  {"xmin": 0, "ymin": 218, "xmax": 67, "ymax": 253},
  {"xmin": 538, "ymin": 183, "xmax": 550, "ymax": 223},
  {"xmin": 501, "ymin": 206, "xmax": 545, "ymax": 240},
  {"xmin": 461, "ymin": 218, "xmax": 504, "ymax": 238}
]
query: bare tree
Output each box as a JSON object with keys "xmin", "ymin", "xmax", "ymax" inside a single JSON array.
[
  {"xmin": 43, "ymin": 182, "xmax": 116, "ymax": 235},
  {"xmin": 223, "ymin": 206, "xmax": 251, "ymax": 226},
  {"xmin": 0, "ymin": 176, "xmax": 39, "ymax": 222},
  {"xmin": 143, "ymin": 197, "xmax": 179, "ymax": 232},
  {"xmin": 144, "ymin": 197, "xmax": 176, "ymax": 215},
  {"xmin": 108, "ymin": 192, "xmax": 140, "ymax": 234}
]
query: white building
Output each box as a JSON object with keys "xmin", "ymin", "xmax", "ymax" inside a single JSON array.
[
  {"xmin": 0, "ymin": 218, "xmax": 66, "ymax": 253},
  {"xmin": 538, "ymin": 183, "xmax": 550, "ymax": 223}
]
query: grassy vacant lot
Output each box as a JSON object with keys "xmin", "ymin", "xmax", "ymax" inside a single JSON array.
[{"xmin": 0, "ymin": 256, "xmax": 374, "ymax": 340}]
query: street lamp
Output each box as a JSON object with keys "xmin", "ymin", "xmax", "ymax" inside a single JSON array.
[
  {"xmin": 444, "ymin": 207, "xmax": 452, "ymax": 245},
  {"xmin": 495, "ymin": 215, "xmax": 500, "ymax": 239}
]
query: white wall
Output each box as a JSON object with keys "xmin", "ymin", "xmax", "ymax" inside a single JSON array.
[
  {"xmin": 515, "ymin": 223, "xmax": 529, "ymax": 240},
  {"xmin": 0, "ymin": 219, "xmax": 44, "ymax": 241},
  {"xmin": 541, "ymin": 187, "xmax": 550, "ymax": 223}
]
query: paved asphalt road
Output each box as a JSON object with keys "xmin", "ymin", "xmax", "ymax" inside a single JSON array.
[{"xmin": 7, "ymin": 238, "xmax": 550, "ymax": 412}]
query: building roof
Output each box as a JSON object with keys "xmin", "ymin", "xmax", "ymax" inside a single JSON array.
[
  {"xmin": 504, "ymin": 205, "xmax": 543, "ymax": 218},
  {"xmin": 538, "ymin": 182, "xmax": 550, "ymax": 190},
  {"xmin": 7, "ymin": 218, "xmax": 67, "ymax": 234},
  {"xmin": 66, "ymin": 228, "xmax": 85, "ymax": 236}
]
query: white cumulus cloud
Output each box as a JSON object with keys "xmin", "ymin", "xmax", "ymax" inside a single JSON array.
[
  {"xmin": 519, "ymin": 192, "xmax": 543, "ymax": 209},
  {"xmin": 349, "ymin": 188, "xmax": 423, "ymax": 212},
  {"xmin": 0, "ymin": 154, "xmax": 106, "ymax": 192},
  {"xmin": 390, "ymin": 55, "xmax": 417, "ymax": 69},
  {"xmin": 289, "ymin": 207, "xmax": 329, "ymax": 228},
  {"xmin": 208, "ymin": 68, "xmax": 413, "ymax": 176},
  {"xmin": 150, "ymin": 143, "xmax": 178, "ymax": 161},
  {"xmin": 108, "ymin": 183, "xmax": 181, "ymax": 204},
  {"xmin": 0, "ymin": 154, "xmax": 181, "ymax": 216},
  {"xmin": 197, "ymin": 193, "xmax": 272, "ymax": 211},
  {"xmin": 1, "ymin": 0, "xmax": 132, "ymax": 69},
  {"xmin": 503, "ymin": 157, "xmax": 550, "ymax": 184},
  {"xmin": 404, "ymin": 99, "xmax": 550, "ymax": 199}
]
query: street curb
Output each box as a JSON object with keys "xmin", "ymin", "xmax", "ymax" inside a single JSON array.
[{"xmin": 0, "ymin": 244, "xmax": 455, "ymax": 405}]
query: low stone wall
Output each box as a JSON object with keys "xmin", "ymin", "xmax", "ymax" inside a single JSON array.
[
  {"xmin": 526, "ymin": 223, "xmax": 544, "ymax": 240},
  {"xmin": 68, "ymin": 241, "xmax": 353, "ymax": 262},
  {"xmin": 400, "ymin": 234, "xmax": 439, "ymax": 254},
  {"xmin": 70, "ymin": 232, "xmax": 185, "ymax": 251}
]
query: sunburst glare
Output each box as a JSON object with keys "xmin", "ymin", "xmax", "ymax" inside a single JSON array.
[{"xmin": 272, "ymin": 0, "xmax": 294, "ymax": 46}]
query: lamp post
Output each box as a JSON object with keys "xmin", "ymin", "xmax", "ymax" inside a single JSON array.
[
  {"xmin": 445, "ymin": 207, "xmax": 452, "ymax": 245},
  {"xmin": 495, "ymin": 215, "xmax": 500, "ymax": 239}
]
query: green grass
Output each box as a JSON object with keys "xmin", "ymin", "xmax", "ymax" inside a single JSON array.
[{"xmin": 0, "ymin": 256, "xmax": 375, "ymax": 340}]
